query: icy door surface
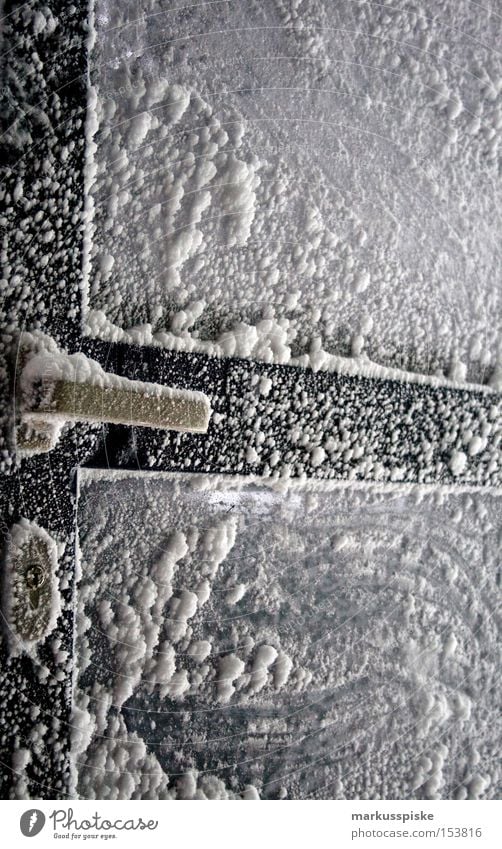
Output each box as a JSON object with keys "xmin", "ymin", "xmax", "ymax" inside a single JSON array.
[
  {"xmin": 84, "ymin": 0, "xmax": 502, "ymax": 380},
  {"xmin": 74, "ymin": 471, "xmax": 501, "ymax": 799}
]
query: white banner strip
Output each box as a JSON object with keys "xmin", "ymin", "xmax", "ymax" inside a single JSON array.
[{"xmin": 2, "ymin": 799, "xmax": 499, "ymax": 849}]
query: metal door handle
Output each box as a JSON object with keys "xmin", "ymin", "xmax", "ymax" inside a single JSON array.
[{"xmin": 15, "ymin": 334, "xmax": 212, "ymax": 453}]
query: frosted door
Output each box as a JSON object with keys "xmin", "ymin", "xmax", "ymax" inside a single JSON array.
[
  {"xmin": 84, "ymin": 1, "xmax": 500, "ymax": 379},
  {"xmin": 73, "ymin": 471, "xmax": 501, "ymax": 799}
]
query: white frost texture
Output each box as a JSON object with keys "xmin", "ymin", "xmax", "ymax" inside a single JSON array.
[
  {"xmin": 3, "ymin": 0, "xmax": 500, "ymax": 807},
  {"xmin": 83, "ymin": 0, "xmax": 501, "ymax": 387},
  {"xmin": 73, "ymin": 471, "xmax": 501, "ymax": 800}
]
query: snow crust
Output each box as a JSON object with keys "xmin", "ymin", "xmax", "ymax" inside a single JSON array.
[
  {"xmin": 83, "ymin": 0, "xmax": 502, "ymax": 387},
  {"xmin": 1, "ymin": 0, "xmax": 501, "ymax": 804},
  {"xmin": 72, "ymin": 470, "xmax": 502, "ymax": 800}
]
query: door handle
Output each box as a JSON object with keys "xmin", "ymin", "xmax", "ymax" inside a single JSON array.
[{"xmin": 15, "ymin": 333, "xmax": 212, "ymax": 454}]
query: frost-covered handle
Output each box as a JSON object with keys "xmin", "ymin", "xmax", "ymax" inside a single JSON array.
[{"xmin": 15, "ymin": 333, "xmax": 212, "ymax": 453}]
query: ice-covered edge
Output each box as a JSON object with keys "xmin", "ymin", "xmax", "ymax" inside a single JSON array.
[
  {"xmin": 77, "ymin": 467, "xmax": 502, "ymax": 497},
  {"xmin": 80, "ymin": 0, "xmax": 98, "ymax": 323},
  {"xmin": 85, "ymin": 310, "xmax": 498, "ymax": 395}
]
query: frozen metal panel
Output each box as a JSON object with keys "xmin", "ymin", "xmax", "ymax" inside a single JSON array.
[{"xmin": 74, "ymin": 471, "xmax": 502, "ymax": 800}]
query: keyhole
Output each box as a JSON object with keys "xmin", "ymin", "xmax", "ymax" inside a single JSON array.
[{"xmin": 24, "ymin": 562, "xmax": 46, "ymax": 610}]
